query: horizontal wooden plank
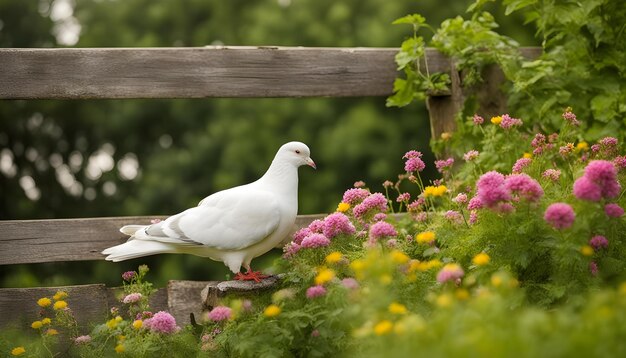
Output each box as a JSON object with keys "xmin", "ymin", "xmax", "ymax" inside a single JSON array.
[
  {"xmin": 0, "ymin": 214, "xmax": 325, "ymax": 265},
  {"xmin": 0, "ymin": 46, "xmax": 429, "ymax": 99}
]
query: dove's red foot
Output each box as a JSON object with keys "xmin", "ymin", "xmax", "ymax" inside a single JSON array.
[{"xmin": 234, "ymin": 270, "xmax": 269, "ymax": 283}]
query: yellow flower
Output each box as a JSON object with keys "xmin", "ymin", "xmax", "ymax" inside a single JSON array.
[
  {"xmin": 576, "ymin": 141, "xmax": 589, "ymax": 152},
  {"xmin": 523, "ymin": 152, "xmax": 533, "ymax": 159},
  {"xmin": 433, "ymin": 185, "xmax": 447, "ymax": 196},
  {"xmin": 31, "ymin": 320, "xmax": 43, "ymax": 329},
  {"xmin": 106, "ymin": 317, "xmax": 120, "ymax": 329},
  {"xmin": 264, "ymin": 304, "xmax": 281, "ymax": 317},
  {"xmin": 117, "ymin": 335, "xmax": 126, "ymax": 342},
  {"xmin": 379, "ymin": 274, "xmax": 392, "ymax": 285},
  {"xmin": 390, "ymin": 250, "xmax": 409, "ymax": 264},
  {"xmin": 423, "ymin": 186, "xmax": 435, "ymax": 197},
  {"xmin": 314, "ymin": 268, "xmax": 335, "ymax": 285},
  {"xmin": 472, "ymin": 252, "xmax": 491, "ymax": 266},
  {"xmin": 325, "ymin": 252, "xmax": 343, "ymax": 264},
  {"xmin": 373, "ymin": 320, "xmax": 393, "ymax": 336},
  {"xmin": 491, "ymin": 116, "xmax": 502, "ymax": 124},
  {"xmin": 455, "ymin": 288, "xmax": 470, "ymax": 300},
  {"xmin": 114, "ymin": 344, "xmax": 125, "ymax": 354},
  {"xmin": 46, "ymin": 328, "xmax": 59, "ymax": 336},
  {"xmin": 581, "ymin": 245, "xmax": 594, "ymax": 256},
  {"xmin": 388, "ymin": 302, "xmax": 408, "ymax": 315},
  {"xmin": 37, "ymin": 297, "xmax": 52, "ymax": 307},
  {"xmin": 415, "ymin": 231, "xmax": 435, "ymax": 244},
  {"xmin": 440, "ymin": 132, "xmax": 452, "ymax": 140},
  {"xmin": 132, "ymin": 320, "xmax": 143, "ymax": 329},
  {"xmin": 337, "ymin": 202, "xmax": 350, "ymax": 212},
  {"xmin": 41, "ymin": 318, "xmax": 51, "ymax": 325},
  {"xmin": 115, "ymin": 315, "xmax": 123, "ymax": 322},
  {"xmin": 53, "ymin": 291, "xmax": 68, "ymax": 301},
  {"xmin": 11, "ymin": 347, "xmax": 25, "ymax": 356},
  {"xmin": 53, "ymin": 300, "xmax": 67, "ymax": 310},
  {"xmin": 491, "ymin": 274, "xmax": 503, "ymax": 287},
  {"xmin": 436, "ymin": 294, "xmax": 453, "ymax": 308}
]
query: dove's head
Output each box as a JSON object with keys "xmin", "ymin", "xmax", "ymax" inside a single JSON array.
[{"xmin": 278, "ymin": 141, "xmax": 316, "ymax": 169}]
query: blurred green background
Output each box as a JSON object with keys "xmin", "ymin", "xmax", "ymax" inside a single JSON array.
[{"xmin": 0, "ymin": 0, "xmax": 535, "ymax": 287}]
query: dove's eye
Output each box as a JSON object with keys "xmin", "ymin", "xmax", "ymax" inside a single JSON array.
[{"xmin": 295, "ymin": 150, "xmax": 301, "ymax": 154}]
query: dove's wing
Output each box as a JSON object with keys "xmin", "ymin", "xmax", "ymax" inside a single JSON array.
[{"xmin": 147, "ymin": 188, "xmax": 281, "ymax": 251}]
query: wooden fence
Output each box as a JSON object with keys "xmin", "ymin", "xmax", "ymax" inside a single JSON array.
[{"xmin": 0, "ymin": 46, "xmax": 540, "ymax": 329}]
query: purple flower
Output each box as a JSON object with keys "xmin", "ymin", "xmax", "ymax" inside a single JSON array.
[
  {"xmin": 463, "ymin": 150, "xmax": 479, "ymax": 161},
  {"xmin": 542, "ymin": 169, "xmax": 561, "ymax": 181},
  {"xmin": 74, "ymin": 335, "xmax": 92, "ymax": 345},
  {"xmin": 504, "ymin": 174, "xmax": 544, "ymax": 203},
  {"xmin": 605, "ymin": 203, "xmax": 624, "ymax": 218},
  {"xmin": 282, "ymin": 242, "xmax": 301, "ymax": 258},
  {"xmin": 322, "ymin": 213, "xmax": 356, "ymax": 238},
  {"xmin": 341, "ymin": 278, "xmax": 359, "ymax": 290},
  {"xmin": 300, "ymin": 233, "xmax": 331, "ymax": 249},
  {"xmin": 499, "ymin": 114, "xmax": 523, "ymax": 129},
  {"xmin": 122, "ymin": 271, "xmax": 137, "ymax": 282},
  {"xmin": 342, "ymin": 188, "xmax": 370, "ymax": 205},
  {"xmin": 472, "ymin": 114, "xmax": 484, "ymax": 125},
  {"xmin": 589, "ymin": 235, "xmax": 608, "ymax": 250},
  {"xmin": 573, "ymin": 176, "xmax": 602, "ymax": 202},
  {"xmin": 144, "ymin": 311, "xmax": 179, "ymax": 334},
  {"xmin": 584, "ymin": 160, "xmax": 618, "ymax": 185},
  {"xmin": 369, "ymin": 221, "xmax": 397, "ymax": 240},
  {"xmin": 476, "ymin": 171, "xmax": 511, "ymax": 208},
  {"xmin": 544, "ymin": 203, "xmax": 575, "ymax": 229},
  {"xmin": 306, "ymin": 285, "xmax": 327, "ymax": 299},
  {"xmin": 122, "ymin": 293, "xmax": 143, "ymax": 304},
  {"xmin": 207, "ymin": 306, "xmax": 232, "ymax": 322},
  {"xmin": 512, "ymin": 158, "xmax": 532, "ymax": 174},
  {"xmin": 404, "ymin": 157, "xmax": 426, "ymax": 172},
  {"xmin": 467, "ymin": 196, "xmax": 483, "ymax": 210},
  {"xmin": 435, "ymin": 158, "xmax": 454, "ymax": 173}
]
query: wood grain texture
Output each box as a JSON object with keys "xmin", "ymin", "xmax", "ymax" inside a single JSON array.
[
  {"xmin": 0, "ymin": 214, "xmax": 325, "ymax": 265},
  {"xmin": 0, "ymin": 47, "xmax": 448, "ymax": 99}
]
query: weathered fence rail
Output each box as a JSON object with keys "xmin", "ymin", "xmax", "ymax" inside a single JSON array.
[{"xmin": 0, "ymin": 45, "xmax": 541, "ymax": 329}]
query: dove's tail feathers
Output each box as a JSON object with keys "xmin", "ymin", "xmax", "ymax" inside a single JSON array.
[
  {"xmin": 102, "ymin": 240, "xmax": 176, "ymax": 262},
  {"xmin": 120, "ymin": 225, "xmax": 146, "ymax": 236}
]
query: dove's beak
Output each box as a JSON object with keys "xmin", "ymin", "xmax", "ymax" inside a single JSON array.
[{"xmin": 306, "ymin": 157, "xmax": 317, "ymax": 169}]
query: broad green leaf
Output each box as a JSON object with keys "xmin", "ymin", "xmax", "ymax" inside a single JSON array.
[{"xmin": 392, "ymin": 14, "xmax": 426, "ymax": 26}]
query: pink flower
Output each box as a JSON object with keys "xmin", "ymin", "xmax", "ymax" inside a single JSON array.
[
  {"xmin": 444, "ymin": 210, "xmax": 464, "ymax": 224},
  {"xmin": 542, "ymin": 169, "xmax": 561, "ymax": 181},
  {"xmin": 207, "ymin": 306, "xmax": 232, "ymax": 322},
  {"xmin": 435, "ymin": 158, "xmax": 454, "ymax": 173},
  {"xmin": 144, "ymin": 311, "xmax": 179, "ymax": 334},
  {"xmin": 308, "ymin": 220, "xmax": 324, "ymax": 233},
  {"xmin": 467, "ymin": 196, "xmax": 483, "ymax": 210},
  {"xmin": 573, "ymin": 176, "xmax": 602, "ymax": 202},
  {"xmin": 531, "ymin": 133, "xmax": 546, "ymax": 148},
  {"xmin": 452, "ymin": 193, "xmax": 468, "ymax": 204},
  {"xmin": 504, "ymin": 174, "xmax": 544, "ymax": 203},
  {"xmin": 405, "ymin": 157, "xmax": 426, "ymax": 172},
  {"xmin": 472, "ymin": 114, "xmax": 484, "ymax": 125},
  {"xmin": 544, "ymin": 203, "xmax": 575, "ymax": 229},
  {"xmin": 386, "ymin": 239, "xmax": 398, "ymax": 248},
  {"xmin": 311, "ymin": 329, "xmax": 320, "ymax": 337},
  {"xmin": 342, "ymin": 188, "xmax": 370, "ymax": 205},
  {"xmin": 322, "ymin": 213, "xmax": 356, "ymax": 238},
  {"xmin": 353, "ymin": 193, "xmax": 388, "ymax": 218},
  {"xmin": 476, "ymin": 171, "xmax": 511, "ymax": 208},
  {"xmin": 589, "ymin": 235, "xmax": 608, "ymax": 250},
  {"xmin": 396, "ymin": 193, "xmax": 411, "ymax": 202},
  {"xmin": 613, "ymin": 156, "xmax": 626, "ymax": 170},
  {"xmin": 562, "ymin": 110, "xmax": 580, "ymax": 126},
  {"xmin": 369, "ymin": 221, "xmax": 397, "ymax": 240},
  {"xmin": 500, "ymin": 114, "xmax": 522, "ymax": 129},
  {"xmin": 436, "ymin": 264, "xmax": 464, "ymax": 283},
  {"xmin": 469, "ymin": 210, "xmax": 478, "ymax": 224},
  {"xmin": 122, "ymin": 293, "xmax": 143, "ymax": 304},
  {"xmin": 122, "ymin": 271, "xmax": 137, "ymax": 281},
  {"xmin": 282, "ymin": 242, "xmax": 301, "ymax": 258},
  {"xmin": 605, "ymin": 203, "xmax": 624, "ymax": 218},
  {"xmin": 512, "ymin": 158, "xmax": 532, "ymax": 174},
  {"xmin": 383, "ymin": 180, "xmax": 394, "ymax": 188},
  {"xmin": 292, "ymin": 228, "xmax": 312, "ymax": 245},
  {"xmin": 415, "ymin": 212, "xmax": 428, "ymax": 222},
  {"xmin": 306, "ymin": 285, "xmax": 327, "ymax": 299},
  {"xmin": 403, "ymin": 150, "xmax": 423, "ymax": 159},
  {"xmin": 74, "ymin": 335, "xmax": 92, "ymax": 345},
  {"xmin": 598, "ymin": 137, "xmax": 618, "ymax": 156},
  {"xmin": 300, "ymin": 233, "xmax": 331, "ymax": 249},
  {"xmin": 584, "ymin": 160, "xmax": 618, "ymax": 185},
  {"xmin": 341, "ymin": 278, "xmax": 359, "ymax": 290},
  {"xmin": 463, "ymin": 150, "xmax": 479, "ymax": 161},
  {"xmin": 353, "ymin": 181, "xmax": 366, "ymax": 188},
  {"xmin": 373, "ymin": 213, "xmax": 387, "ymax": 221},
  {"xmin": 589, "ymin": 261, "xmax": 599, "ymax": 276},
  {"xmin": 135, "ymin": 311, "xmax": 153, "ymax": 320}
]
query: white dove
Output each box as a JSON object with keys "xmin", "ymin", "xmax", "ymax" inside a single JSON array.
[{"xmin": 102, "ymin": 141, "xmax": 315, "ymax": 281}]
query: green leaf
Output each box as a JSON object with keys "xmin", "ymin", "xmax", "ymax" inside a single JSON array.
[
  {"xmin": 392, "ymin": 14, "xmax": 426, "ymax": 26},
  {"xmin": 590, "ymin": 93, "xmax": 618, "ymax": 122}
]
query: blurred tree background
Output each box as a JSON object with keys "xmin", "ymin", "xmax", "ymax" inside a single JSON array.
[{"xmin": 0, "ymin": 0, "xmax": 535, "ymax": 287}]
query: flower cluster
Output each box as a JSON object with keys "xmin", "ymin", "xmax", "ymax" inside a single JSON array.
[{"xmin": 573, "ymin": 160, "xmax": 621, "ymax": 202}]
